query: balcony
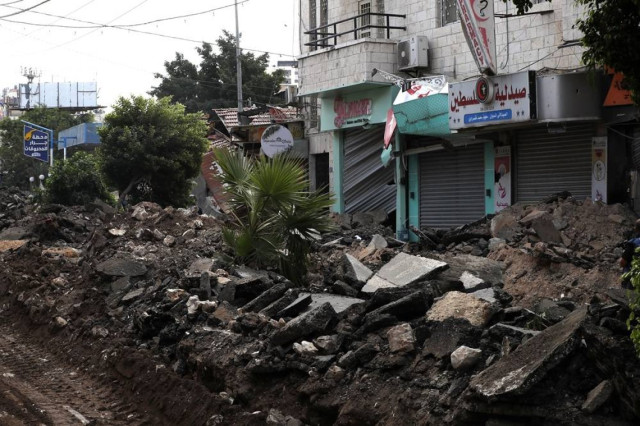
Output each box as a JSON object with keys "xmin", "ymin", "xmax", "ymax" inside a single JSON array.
[
  {"xmin": 304, "ymin": 12, "xmax": 406, "ymax": 49},
  {"xmin": 299, "ymin": 13, "xmax": 406, "ymax": 97}
]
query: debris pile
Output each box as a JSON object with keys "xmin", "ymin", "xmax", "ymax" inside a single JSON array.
[{"xmin": 0, "ymin": 188, "xmax": 639, "ymax": 425}]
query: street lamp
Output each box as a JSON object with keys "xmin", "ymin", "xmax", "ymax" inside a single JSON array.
[{"xmin": 38, "ymin": 174, "xmax": 45, "ymax": 190}]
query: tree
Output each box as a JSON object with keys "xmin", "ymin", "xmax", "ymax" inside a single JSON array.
[
  {"xmin": 150, "ymin": 30, "xmax": 286, "ymax": 113},
  {"xmin": 622, "ymin": 249, "xmax": 640, "ymax": 356},
  {"xmin": 0, "ymin": 107, "xmax": 92, "ymax": 188},
  {"xmin": 506, "ymin": 0, "xmax": 640, "ymax": 103},
  {"xmin": 574, "ymin": 0, "xmax": 640, "ymax": 103},
  {"xmin": 45, "ymin": 151, "xmax": 113, "ymax": 206},
  {"xmin": 97, "ymin": 96, "xmax": 209, "ymax": 207},
  {"xmin": 214, "ymin": 148, "xmax": 335, "ymax": 285}
]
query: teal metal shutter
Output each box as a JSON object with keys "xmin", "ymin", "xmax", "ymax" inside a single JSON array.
[
  {"xmin": 419, "ymin": 143, "xmax": 485, "ymax": 229},
  {"xmin": 515, "ymin": 123, "xmax": 594, "ymax": 203},
  {"xmin": 344, "ymin": 126, "xmax": 396, "ymax": 213}
]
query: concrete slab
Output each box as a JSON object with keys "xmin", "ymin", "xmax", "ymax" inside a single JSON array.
[
  {"xmin": 377, "ymin": 253, "xmax": 447, "ymax": 287},
  {"xmin": 361, "ymin": 274, "xmax": 396, "ymax": 294},
  {"xmin": 302, "ymin": 293, "xmax": 365, "ymax": 314},
  {"xmin": 343, "ymin": 253, "xmax": 373, "ymax": 283}
]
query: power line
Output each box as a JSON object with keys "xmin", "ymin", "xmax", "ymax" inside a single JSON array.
[
  {"xmin": 0, "ymin": 0, "xmax": 26, "ymax": 6},
  {"xmin": 0, "ymin": 0, "xmax": 48, "ymax": 19},
  {"xmin": 43, "ymin": 0, "xmax": 150, "ymax": 51},
  {"xmin": 0, "ymin": 1, "xmax": 295, "ymax": 58},
  {"xmin": 0, "ymin": 1, "xmax": 248, "ymax": 29}
]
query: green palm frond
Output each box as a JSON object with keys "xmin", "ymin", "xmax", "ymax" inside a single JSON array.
[{"xmin": 217, "ymin": 148, "xmax": 335, "ymax": 284}]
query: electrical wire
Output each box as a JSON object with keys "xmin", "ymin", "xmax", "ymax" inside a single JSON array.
[
  {"xmin": 49, "ymin": 0, "xmax": 150, "ymax": 51},
  {"xmin": 0, "ymin": 0, "xmax": 48, "ymax": 19},
  {"xmin": 0, "ymin": 1, "xmax": 248, "ymax": 29},
  {"xmin": 0, "ymin": 1, "xmax": 295, "ymax": 58},
  {"xmin": 0, "ymin": 0, "xmax": 26, "ymax": 6}
]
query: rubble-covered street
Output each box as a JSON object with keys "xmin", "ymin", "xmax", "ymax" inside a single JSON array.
[{"xmin": 1, "ymin": 185, "xmax": 639, "ymax": 425}]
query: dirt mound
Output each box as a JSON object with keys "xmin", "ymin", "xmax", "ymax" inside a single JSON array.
[{"xmin": 0, "ymin": 188, "xmax": 638, "ymax": 425}]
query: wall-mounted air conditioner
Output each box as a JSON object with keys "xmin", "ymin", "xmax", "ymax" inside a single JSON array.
[{"xmin": 397, "ymin": 36, "xmax": 429, "ymax": 71}]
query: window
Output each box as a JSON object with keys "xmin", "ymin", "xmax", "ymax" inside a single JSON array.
[
  {"xmin": 320, "ymin": 0, "xmax": 328, "ymax": 27},
  {"xmin": 309, "ymin": 0, "xmax": 317, "ymax": 51},
  {"xmin": 359, "ymin": 1, "xmax": 371, "ymax": 38},
  {"xmin": 309, "ymin": 94, "xmax": 319, "ymax": 129},
  {"xmin": 441, "ymin": 0, "xmax": 458, "ymax": 26}
]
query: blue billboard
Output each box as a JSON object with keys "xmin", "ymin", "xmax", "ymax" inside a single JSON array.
[{"xmin": 24, "ymin": 125, "xmax": 50, "ymax": 163}]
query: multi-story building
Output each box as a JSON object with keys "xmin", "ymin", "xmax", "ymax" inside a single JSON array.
[{"xmin": 297, "ymin": 0, "xmax": 639, "ymax": 240}]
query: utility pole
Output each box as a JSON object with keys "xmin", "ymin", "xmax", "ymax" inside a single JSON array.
[
  {"xmin": 21, "ymin": 66, "xmax": 41, "ymax": 110},
  {"xmin": 235, "ymin": 0, "xmax": 244, "ymax": 121}
]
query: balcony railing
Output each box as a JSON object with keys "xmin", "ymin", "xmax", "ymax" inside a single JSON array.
[{"xmin": 304, "ymin": 12, "xmax": 406, "ymax": 49}]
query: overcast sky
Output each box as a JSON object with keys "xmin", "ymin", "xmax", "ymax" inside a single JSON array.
[{"xmin": 0, "ymin": 0, "xmax": 300, "ymax": 109}]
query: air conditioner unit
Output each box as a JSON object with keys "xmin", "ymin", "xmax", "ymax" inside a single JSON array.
[{"xmin": 397, "ymin": 36, "xmax": 429, "ymax": 71}]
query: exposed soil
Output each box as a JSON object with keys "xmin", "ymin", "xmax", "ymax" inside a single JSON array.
[{"xmin": 0, "ymin": 187, "xmax": 639, "ymax": 425}]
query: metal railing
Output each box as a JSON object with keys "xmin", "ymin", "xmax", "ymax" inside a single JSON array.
[{"xmin": 304, "ymin": 12, "xmax": 406, "ymax": 48}]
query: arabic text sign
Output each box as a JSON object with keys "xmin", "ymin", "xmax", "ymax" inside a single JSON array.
[
  {"xmin": 449, "ymin": 71, "xmax": 534, "ymax": 129},
  {"xmin": 23, "ymin": 125, "xmax": 50, "ymax": 163},
  {"xmin": 457, "ymin": 0, "xmax": 497, "ymax": 75}
]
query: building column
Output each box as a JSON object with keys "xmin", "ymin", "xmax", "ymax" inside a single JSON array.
[
  {"xmin": 484, "ymin": 140, "xmax": 495, "ymax": 215},
  {"xmin": 332, "ymin": 130, "xmax": 345, "ymax": 213},
  {"xmin": 395, "ymin": 133, "xmax": 407, "ymax": 240},
  {"xmin": 408, "ymin": 154, "xmax": 420, "ymax": 242}
]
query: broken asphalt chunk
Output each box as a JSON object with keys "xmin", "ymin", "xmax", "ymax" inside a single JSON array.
[
  {"xmin": 271, "ymin": 302, "xmax": 337, "ymax": 346},
  {"xmin": 96, "ymin": 258, "xmax": 147, "ymax": 277},
  {"xmin": 470, "ymin": 307, "xmax": 588, "ymax": 398}
]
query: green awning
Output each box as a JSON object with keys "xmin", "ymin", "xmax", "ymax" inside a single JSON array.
[
  {"xmin": 393, "ymin": 93, "xmax": 451, "ymax": 136},
  {"xmin": 298, "ymin": 80, "xmax": 393, "ymax": 98}
]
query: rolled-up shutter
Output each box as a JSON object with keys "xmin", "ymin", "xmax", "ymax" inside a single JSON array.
[
  {"xmin": 344, "ymin": 126, "xmax": 395, "ymax": 213},
  {"xmin": 515, "ymin": 123, "xmax": 594, "ymax": 202},
  {"xmin": 419, "ymin": 143, "xmax": 485, "ymax": 229}
]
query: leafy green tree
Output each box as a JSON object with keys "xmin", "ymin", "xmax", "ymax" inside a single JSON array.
[
  {"xmin": 150, "ymin": 30, "xmax": 286, "ymax": 113},
  {"xmin": 507, "ymin": 0, "xmax": 639, "ymax": 103},
  {"xmin": 214, "ymin": 148, "xmax": 335, "ymax": 284},
  {"xmin": 45, "ymin": 151, "xmax": 113, "ymax": 206},
  {"xmin": 623, "ymin": 249, "xmax": 640, "ymax": 356},
  {"xmin": 98, "ymin": 96, "xmax": 209, "ymax": 207},
  {"xmin": 575, "ymin": 0, "xmax": 640, "ymax": 103},
  {"xmin": 0, "ymin": 107, "xmax": 92, "ymax": 188}
]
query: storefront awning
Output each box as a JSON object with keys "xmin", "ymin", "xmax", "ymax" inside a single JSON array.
[
  {"xmin": 298, "ymin": 80, "xmax": 392, "ymax": 98},
  {"xmin": 393, "ymin": 93, "xmax": 451, "ymax": 137}
]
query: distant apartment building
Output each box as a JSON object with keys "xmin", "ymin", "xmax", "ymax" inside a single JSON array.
[{"xmin": 296, "ymin": 0, "xmax": 638, "ymax": 240}]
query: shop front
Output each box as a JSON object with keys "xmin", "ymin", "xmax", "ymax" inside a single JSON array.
[{"xmin": 315, "ymin": 82, "xmax": 399, "ymax": 214}]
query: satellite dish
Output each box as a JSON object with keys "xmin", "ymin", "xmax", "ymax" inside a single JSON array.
[{"xmin": 260, "ymin": 124, "xmax": 294, "ymax": 158}]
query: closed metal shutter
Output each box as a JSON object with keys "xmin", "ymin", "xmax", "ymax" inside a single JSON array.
[
  {"xmin": 419, "ymin": 143, "xmax": 485, "ymax": 229},
  {"xmin": 515, "ymin": 123, "xmax": 594, "ymax": 202},
  {"xmin": 344, "ymin": 127, "xmax": 396, "ymax": 213},
  {"xmin": 632, "ymin": 126, "xmax": 640, "ymax": 169}
]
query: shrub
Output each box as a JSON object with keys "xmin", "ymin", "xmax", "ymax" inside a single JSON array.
[{"xmin": 45, "ymin": 151, "xmax": 114, "ymax": 206}]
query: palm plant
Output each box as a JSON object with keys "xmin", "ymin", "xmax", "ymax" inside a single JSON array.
[{"xmin": 214, "ymin": 148, "xmax": 335, "ymax": 284}]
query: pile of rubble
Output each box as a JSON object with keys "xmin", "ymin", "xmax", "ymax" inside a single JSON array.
[{"xmin": 0, "ymin": 187, "xmax": 639, "ymax": 425}]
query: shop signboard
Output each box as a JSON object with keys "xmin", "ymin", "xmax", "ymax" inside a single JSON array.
[
  {"xmin": 449, "ymin": 71, "xmax": 535, "ymax": 130},
  {"xmin": 494, "ymin": 146, "xmax": 511, "ymax": 212},
  {"xmin": 320, "ymin": 85, "xmax": 397, "ymax": 132},
  {"xmin": 591, "ymin": 137, "xmax": 607, "ymax": 203},
  {"xmin": 261, "ymin": 125, "xmax": 294, "ymax": 158},
  {"xmin": 457, "ymin": 0, "xmax": 497, "ymax": 75}
]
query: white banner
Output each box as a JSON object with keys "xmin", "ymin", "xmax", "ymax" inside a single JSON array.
[{"xmin": 457, "ymin": 0, "xmax": 497, "ymax": 75}]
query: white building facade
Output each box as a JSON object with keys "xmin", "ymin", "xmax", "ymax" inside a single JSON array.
[{"xmin": 297, "ymin": 0, "xmax": 639, "ymax": 238}]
